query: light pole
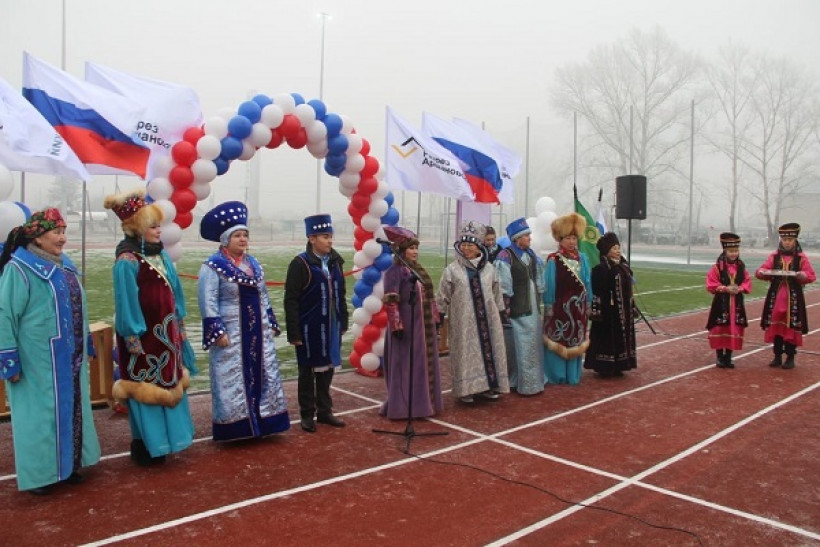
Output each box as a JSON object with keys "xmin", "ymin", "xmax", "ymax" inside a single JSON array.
[{"xmin": 316, "ymin": 12, "xmax": 331, "ymax": 213}]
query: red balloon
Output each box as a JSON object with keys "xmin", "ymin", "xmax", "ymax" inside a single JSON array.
[
  {"xmin": 182, "ymin": 127, "xmax": 204, "ymax": 145},
  {"xmin": 279, "ymin": 114, "xmax": 301, "ymax": 139},
  {"xmin": 347, "ymin": 202, "xmax": 364, "ymax": 222},
  {"xmin": 354, "ymin": 226, "xmax": 373, "ymax": 242},
  {"xmin": 266, "ymin": 130, "xmax": 284, "ymax": 149},
  {"xmin": 349, "ymin": 351, "xmax": 362, "ymax": 369},
  {"xmin": 360, "ymin": 138, "xmax": 371, "ymax": 156},
  {"xmin": 171, "ymin": 141, "xmax": 197, "ymax": 167},
  {"xmin": 174, "ymin": 210, "xmax": 193, "ymax": 230},
  {"xmin": 371, "ymin": 310, "xmax": 388, "ymax": 328},
  {"xmin": 170, "ymin": 188, "xmax": 197, "ymax": 214},
  {"xmin": 361, "ymin": 156, "xmax": 380, "ymax": 177},
  {"xmin": 357, "ymin": 177, "xmax": 378, "ymax": 195},
  {"xmin": 353, "ymin": 238, "xmax": 363, "ymax": 252},
  {"xmin": 353, "ymin": 337, "xmax": 370, "ymax": 356},
  {"xmin": 362, "ymin": 324, "xmax": 381, "ymax": 343},
  {"xmin": 286, "ymin": 127, "xmax": 308, "ymax": 149},
  {"xmin": 169, "ymin": 166, "xmax": 194, "ymax": 189},
  {"xmin": 350, "ymin": 192, "xmax": 371, "ymax": 210}
]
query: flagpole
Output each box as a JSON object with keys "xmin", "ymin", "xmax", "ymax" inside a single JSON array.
[
  {"xmin": 316, "ymin": 12, "xmax": 331, "ymax": 213},
  {"xmin": 686, "ymin": 99, "xmax": 695, "ymax": 265},
  {"xmin": 524, "ymin": 116, "xmax": 530, "ymax": 219}
]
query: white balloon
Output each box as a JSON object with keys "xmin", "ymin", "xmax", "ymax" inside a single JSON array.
[
  {"xmin": 249, "ymin": 123, "xmax": 273, "ymax": 147},
  {"xmin": 352, "ymin": 307, "xmax": 372, "ymax": 327},
  {"xmin": 343, "ymin": 153, "xmax": 365, "ymax": 174},
  {"xmin": 375, "ymin": 162, "xmax": 386, "ymax": 180},
  {"xmin": 146, "ymin": 177, "xmax": 173, "ymax": 201},
  {"xmin": 373, "ymin": 226, "xmax": 387, "ymax": 241},
  {"xmin": 191, "ymin": 181, "xmax": 212, "ymax": 200},
  {"xmin": 373, "ymin": 180, "xmax": 389, "ymax": 199},
  {"xmin": 273, "ymin": 93, "xmax": 296, "ymax": 114},
  {"xmin": 203, "ymin": 116, "xmax": 229, "ymax": 139},
  {"xmin": 191, "ymin": 158, "xmax": 218, "ymax": 183},
  {"xmin": 350, "ymin": 323, "xmax": 363, "ymax": 339},
  {"xmin": 339, "ymin": 172, "xmax": 360, "ymax": 189},
  {"xmin": 526, "ymin": 217, "xmax": 538, "ymax": 234},
  {"xmin": 165, "ymin": 241, "xmax": 183, "ymax": 262},
  {"xmin": 360, "ymin": 213, "xmax": 381, "ymax": 232},
  {"xmin": 151, "ymin": 155, "xmax": 174, "ymax": 179},
  {"xmin": 197, "ymin": 135, "xmax": 222, "ymax": 160},
  {"xmin": 338, "ymin": 182, "xmax": 356, "ymax": 198},
  {"xmin": 306, "ymin": 141, "xmax": 328, "ymax": 159},
  {"xmin": 160, "ymin": 222, "xmax": 183, "ymax": 246},
  {"xmin": 360, "ymin": 352, "xmax": 380, "ymax": 371},
  {"xmin": 368, "ymin": 198, "xmax": 388, "ymax": 218},
  {"xmin": 372, "ymin": 336, "xmax": 385, "ymax": 357},
  {"xmin": 239, "ymin": 141, "xmax": 256, "ymax": 161},
  {"xmin": 294, "ymin": 103, "xmax": 316, "ymax": 126},
  {"xmin": 306, "ymin": 120, "xmax": 327, "ymax": 143},
  {"xmin": 370, "ymin": 279, "xmax": 384, "ymax": 299},
  {"xmin": 362, "ymin": 239, "xmax": 382, "ymax": 259},
  {"xmin": 537, "ymin": 211, "xmax": 557, "ymax": 232},
  {"xmin": 0, "ymin": 201, "xmax": 26, "ymax": 240},
  {"xmin": 353, "ymin": 250, "xmax": 371, "ymax": 269},
  {"xmin": 535, "ymin": 196, "xmax": 556, "ymax": 215},
  {"xmin": 0, "ymin": 165, "xmax": 14, "ymax": 201},
  {"xmin": 260, "ymin": 104, "xmax": 284, "ymax": 128},
  {"xmin": 363, "ymin": 295, "xmax": 383, "ymax": 315},
  {"xmin": 153, "ymin": 199, "xmax": 177, "ymax": 225},
  {"xmin": 339, "ymin": 114, "xmax": 354, "ymax": 134},
  {"xmin": 345, "ymin": 134, "xmax": 363, "ymax": 155}
]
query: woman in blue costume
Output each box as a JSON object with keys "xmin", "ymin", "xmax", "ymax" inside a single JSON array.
[
  {"xmin": 0, "ymin": 208, "xmax": 100, "ymax": 494},
  {"xmin": 543, "ymin": 213, "xmax": 592, "ymax": 385},
  {"xmin": 104, "ymin": 191, "xmax": 195, "ymax": 466},
  {"xmin": 197, "ymin": 201, "xmax": 290, "ymax": 441}
]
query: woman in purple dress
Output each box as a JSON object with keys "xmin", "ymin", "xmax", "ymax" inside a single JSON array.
[{"xmin": 380, "ymin": 226, "xmax": 443, "ymax": 419}]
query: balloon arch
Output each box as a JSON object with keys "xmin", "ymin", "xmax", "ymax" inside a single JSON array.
[{"xmin": 147, "ymin": 92, "xmax": 396, "ymax": 375}]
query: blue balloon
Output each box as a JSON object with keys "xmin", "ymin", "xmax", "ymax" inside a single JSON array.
[
  {"xmin": 252, "ymin": 94, "xmax": 272, "ymax": 108},
  {"xmin": 362, "ymin": 265, "xmax": 382, "ymax": 284},
  {"xmin": 324, "ymin": 152, "xmax": 347, "ymax": 170},
  {"xmin": 307, "ymin": 99, "xmax": 327, "ymax": 120},
  {"xmin": 351, "ymin": 294, "xmax": 363, "ymax": 309},
  {"xmin": 353, "ymin": 279, "xmax": 374, "ymax": 299},
  {"xmin": 290, "ymin": 92, "xmax": 306, "ymax": 105},
  {"xmin": 323, "ymin": 113, "xmax": 343, "ymax": 137},
  {"xmin": 220, "ymin": 136, "xmax": 243, "ymax": 160},
  {"xmin": 15, "ymin": 201, "xmax": 32, "ymax": 220},
  {"xmin": 214, "ymin": 157, "xmax": 230, "ymax": 175},
  {"xmin": 324, "ymin": 161, "xmax": 344, "ymax": 177},
  {"xmin": 144, "ymin": 195, "xmax": 155, "ymax": 204},
  {"xmin": 327, "ymin": 134, "xmax": 349, "ymax": 155},
  {"xmin": 497, "ymin": 235, "xmax": 511, "ymax": 249},
  {"xmin": 384, "ymin": 192, "xmax": 395, "ymax": 207},
  {"xmin": 374, "ymin": 251, "xmax": 394, "ymax": 271},
  {"xmin": 227, "ymin": 115, "xmax": 253, "ymax": 140},
  {"xmin": 381, "ymin": 207, "xmax": 400, "ymax": 226},
  {"xmin": 238, "ymin": 101, "xmax": 262, "ymax": 124}
]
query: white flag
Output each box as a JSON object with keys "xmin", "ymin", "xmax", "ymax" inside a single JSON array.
[
  {"xmin": 385, "ymin": 106, "xmax": 473, "ymax": 201},
  {"xmin": 0, "ymin": 76, "xmax": 90, "ymax": 180},
  {"xmin": 452, "ymin": 117, "xmax": 520, "ymax": 204},
  {"xmin": 85, "ymin": 62, "xmax": 202, "ymax": 181}
]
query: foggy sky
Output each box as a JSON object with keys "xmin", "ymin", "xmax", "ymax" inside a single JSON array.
[{"xmin": 2, "ymin": 0, "xmax": 819, "ymax": 229}]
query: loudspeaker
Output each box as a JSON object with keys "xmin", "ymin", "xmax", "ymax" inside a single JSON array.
[{"xmin": 615, "ymin": 175, "xmax": 647, "ymax": 220}]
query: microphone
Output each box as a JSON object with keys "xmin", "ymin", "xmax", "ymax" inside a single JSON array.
[{"xmin": 375, "ymin": 238, "xmax": 392, "ymax": 245}]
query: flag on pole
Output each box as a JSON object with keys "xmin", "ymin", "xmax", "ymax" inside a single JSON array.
[
  {"xmin": 385, "ymin": 106, "xmax": 474, "ymax": 201},
  {"xmin": 452, "ymin": 117, "xmax": 520, "ymax": 204},
  {"xmin": 22, "ymin": 52, "xmax": 149, "ymax": 178},
  {"xmin": 595, "ymin": 187, "xmax": 608, "ymax": 234},
  {"xmin": 422, "ymin": 112, "xmax": 504, "ymax": 204},
  {"xmin": 85, "ymin": 62, "xmax": 202, "ymax": 181},
  {"xmin": 573, "ymin": 184, "xmax": 601, "ymax": 268},
  {"xmin": 0, "ymin": 77, "xmax": 90, "ymax": 180}
]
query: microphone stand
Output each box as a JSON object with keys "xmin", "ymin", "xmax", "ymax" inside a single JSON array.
[{"xmin": 373, "ymin": 250, "xmax": 448, "ymax": 453}]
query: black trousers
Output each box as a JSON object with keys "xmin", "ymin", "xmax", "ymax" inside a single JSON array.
[
  {"xmin": 773, "ymin": 336, "xmax": 797, "ymax": 356},
  {"xmin": 298, "ymin": 367, "xmax": 334, "ymax": 419}
]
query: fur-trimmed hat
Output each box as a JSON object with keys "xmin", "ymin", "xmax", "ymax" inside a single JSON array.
[
  {"xmin": 304, "ymin": 214, "xmax": 333, "ymax": 237},
  {"xmin": 778, "ymin": 223, "xmax": 800, "ymax": 238},
  {"xmin": 457, "ymin": 220, "xmax": 486, "ymax": 246},
  {"xmin": 550, "ymin": 212, "xmax": 586, "ymax": 241},
  {"xmin": 596, "ymin": 232, "xmax": 620, "ymax": 256},
  {"xmin": 719, "ymin": 232, "xmax": 741, "ymax": 249},
  {"xmin": 103, "ymin": 190, "xmax": 164, "ymax": 238},
  {"xmin": 506, "ymin": 217, "xmax": 531, "ymax": 240},
  {"xmin": 200, "ymin": 201, "xmax": 249, "ymax": 245}
]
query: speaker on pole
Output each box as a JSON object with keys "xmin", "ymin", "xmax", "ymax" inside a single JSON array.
[{"xmin": 615, "ymin": 175, "xmax": 647, "ymax": 220}]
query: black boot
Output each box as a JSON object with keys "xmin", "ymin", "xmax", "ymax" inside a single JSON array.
[
  {"xmin": 768, "ymin": 354, "xmax": 782, "ymax": 367},
  {"xmin": 716, "ymin": 350, "xmax": 727, "ymax": 368},
  {"xmin": 782, "ymin": 354, "xmax": 796, "ymax": 370},
  {"xmin": 725, "ymin": 350, "xmax": 735, "ymax": 369},
  {"xmin": 130, "ymin": 439, "xmax": 152, "ymax": 467}
]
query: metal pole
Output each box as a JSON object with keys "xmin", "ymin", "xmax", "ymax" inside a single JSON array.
[
  {"xmin": 687, "ymin": 99, "xmax": 695, "ymax": 265},
  {"xmin": 20, "ymin": 172, "xmax": 25, "ymax": 202},
  {"xmin": 524, "ymin": 116, "xmax": 530, "ymax": 218},
  {"xmin": 316, "ymin": 12, "xmax": 330, "ymax": 213},
  {"xmin": 416, "ymin": 192, "xmax": 421, "ymax": 236},
  {"xmin": 629, "ymin": 106, "xmax": 634, "ymax": 173},
  {"xmin": 573, "ymin": 112, "xmax": 577, "ymax": 189}
]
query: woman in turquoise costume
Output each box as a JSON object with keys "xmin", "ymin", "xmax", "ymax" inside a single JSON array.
[
  {"xmin": 104, "ymin": 190, "xmax": 195, "ymax": 466},
  {"xmin": 197, "ymin": 201, "xmax": 290, "ymax": 441},
  {"xmin": 0, "ymin": 208, "xmax": 100, "ymax": 494}
]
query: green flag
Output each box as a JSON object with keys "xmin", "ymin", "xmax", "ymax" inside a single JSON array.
[{"xmin": 574, "ymin": 197, "xmax": 601, "ymax": 268}]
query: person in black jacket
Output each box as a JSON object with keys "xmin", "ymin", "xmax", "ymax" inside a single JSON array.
[{"xmin": 284, "ymin": 214, "xmax": 349, "ymax": 432}]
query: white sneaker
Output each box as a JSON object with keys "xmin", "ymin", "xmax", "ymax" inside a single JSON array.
[
  {"xmin": 479, "ymin": 391, "xmax": 499, "ymax": 400},
  {"xmin": 460, "ymin": 395, "xmax": 474, "ymax": 403}
]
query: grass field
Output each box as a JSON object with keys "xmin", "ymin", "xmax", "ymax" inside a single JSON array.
[{"xmin": 74, "ymin": 247, "xmax": 770, "ymax": 390}]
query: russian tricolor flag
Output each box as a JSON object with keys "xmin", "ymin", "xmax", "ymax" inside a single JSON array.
[
  {"xmin": 22, "ymin": 52, "xmax": 149, "ymax": 179},
  {"xmin": 422, "ymin": 112, "xmax": 504, "ymax": 204}
]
